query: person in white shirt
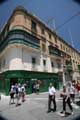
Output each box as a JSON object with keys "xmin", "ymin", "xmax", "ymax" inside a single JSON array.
[
  {"xmin": 68, "ymin": 82, "xmax": 75, "ymax": 103},
  {"xmin": 47, "ymin": 83, "xmax": 56, "ymax": 113},
  {"xmin": 21, "ymin": 84, "xmax": 26, "ymax": 102}
]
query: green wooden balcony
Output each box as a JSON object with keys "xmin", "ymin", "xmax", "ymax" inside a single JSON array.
[
  {"xmin": 48, "ymin": 45, "xmax": 61, "ymax": 57},
  {"xmin": 65, "ymin": 60, "xmax": 73, "ymax": 73},
  {"xmin": 0, "ymin": 29, "xmax": 40, "ymax": 53}
]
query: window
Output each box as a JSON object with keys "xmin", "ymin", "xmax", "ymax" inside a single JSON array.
[
  {"xmin": 55, "ymin": 37, "xmax": 57, "ymax": 43},
  {"xmin": 51, "ymin": 62, "xmax": 54, "ymax": 67},
  {"xmin": 66, "ymin": 48, "xmax": 68, "ymax": 52},
  {"xmin": 41, "ymin": 28, "xmax": 45, "ymax": 34},
  {"xmin": 31, "ymin": 20, "xmax": 36, "ymax": 31},
  {"xmin": 57, "ymin": 63, "xmax": 61, "ymax": 68},
  {"xmin": 24, "ymin": 15, "xmax": 27, "ymax": 22},
  {"xmin": 32, "ymin": 57, "xmax": 36, "ymax": 64},
  {"xmin": 60, "ymin": 44, "xmax": 62, "ymax": 49},
  {"xmin": 42, "ymin": 43, "xmax": 46, "ymax": 52},
  {"xmin": 49, "ymin": 33, "xmax": 51, "ymax": 39},
  {"xmin": 63, "ymin": 46, "xmax": 65, "ymax": 51},
  {"xmin": 43, "ymin": 59, "xmax": 46, "ymax": 66}
]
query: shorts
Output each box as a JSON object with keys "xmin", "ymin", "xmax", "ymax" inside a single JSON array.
[{"xmin": 10, "ymin": 93, "xmax": 14, "ymax": 99}]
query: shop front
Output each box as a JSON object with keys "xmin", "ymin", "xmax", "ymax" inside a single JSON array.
[{"xmin": 0, "ymin": 70, "xmax": 60, "ymax": 95}]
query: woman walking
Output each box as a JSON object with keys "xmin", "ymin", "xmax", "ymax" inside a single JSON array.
[{"xmin": 60, "ymin": 85, "xmax": 73, "ymax": 116}]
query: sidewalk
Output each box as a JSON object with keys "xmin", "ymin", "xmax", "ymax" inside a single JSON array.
[{"xmin": 0, "ymin": 90, "xmax": 80, "ymax": 103}]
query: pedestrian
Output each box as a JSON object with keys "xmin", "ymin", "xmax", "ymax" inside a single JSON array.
[
  {"xmin": 35, "ymin": 82, "xmax": 40, "ymax": 95},
  {"xmin": 76, "ymin": 81, "xmax": 80, "ymax": 99},
  {"xmin": 0, "ymin": 94, "xmax": 1, "ymax": 100},
  {"xmin": 68, "ymin": 82, "xmax": 75, "ymax": 103},
  {"xmin": 9, "ymin": 85, "xmax": 15, "ymax": 104},
  {"xmin": 31, "ymin": 81, "xmax": 36, "ymax": 93},
  {"xmin": 15, "ymin": 83, "xmax": 21, "ymax": 106},
  {"xmin": 60, "ymin": 85, "xmax": 73, "ymax": 116},
  {"xmin": 21, "ymin": 84, "xmax": 26, "ymax": 102},
  {"xmin": 47, "ymin": 83, "xmax": 56, "ymax": 113}
]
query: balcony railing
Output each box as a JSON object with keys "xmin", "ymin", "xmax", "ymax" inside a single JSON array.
[{"xmin": 48, "ymin": 45, "xmax": 61, "ymax": 57}]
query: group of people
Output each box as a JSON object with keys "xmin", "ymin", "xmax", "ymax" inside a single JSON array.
[
  {"xmin": 9, "ymin": 83, "xmax": 26, "ymax": 106},
  {"xmin": 47, "ymin": 80, "xmax": 80, "ymax": 116},
  {"xmin": 9, "ymin": 81, "xmax": 41, "ymax": 106},
  {"xmin": 8, "ymin": 80, "xmax": 80, "ymax": 113}
]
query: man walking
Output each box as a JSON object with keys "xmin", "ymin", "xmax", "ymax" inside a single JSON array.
[{"xmin": 47, "ymin": 83, "xmax": 56, "ymax": 113}]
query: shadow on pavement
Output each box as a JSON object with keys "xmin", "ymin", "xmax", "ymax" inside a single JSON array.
[
  {"xmin": 0, "ymin": 115, "xmax": 8, "ymax": 120},
  {"xmin": 72, "ymin": 115, "xmax": 80, "ymax": 120},
  {"xmin": 76, "ymin": 101, "xmax": 80, "ymax": 106}
]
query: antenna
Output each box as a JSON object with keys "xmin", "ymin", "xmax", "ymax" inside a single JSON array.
[
  {"xmin": 68, "ymin": 28, "xmax": 74, "ymax": 48},
  {"xmin": 56, "ymin": 11, "xmax": 80, "ymax": 30},
  {"xmin": 46, "ymin": 17, "xmax": 56, "ymax": 31}
]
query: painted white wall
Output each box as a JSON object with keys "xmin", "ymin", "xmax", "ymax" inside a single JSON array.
[
  {"xmin": 46, "ymin": 57, "xmax": 52, "ymax": 72},
  {"xmin": 72, "ymin": 71, "xmax": 80, "ymax": 81},
  {"xmin": 8, "ymin": 45, "xmax": 55, "ymax": 72},
  {"xmin": 0, "ymin": 47, "xmax": 10, "ymax": 72},
  {"xmin": 9, "ymin": 46, "xmax": 24, "ymax": 70},
  {"xmin": 22, "ymin": 47, "xmax": 41, "ymax": 71},
  {"xmin": 0, "ymin": 44, "xmax": 64, "ymax": 74}
]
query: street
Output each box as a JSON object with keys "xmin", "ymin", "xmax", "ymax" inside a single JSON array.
[{"xmin": 0, "ymin": 92, "xmax": 80, "ymax": 120}]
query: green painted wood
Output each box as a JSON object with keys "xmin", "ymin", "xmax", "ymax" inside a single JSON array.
[
  {"xmin": 0, "ymin": 70, "xmax": 60, "ymax": 95},
  {"xmin": 0, "ymin": 29, "xmax": 40, "ymax": 53}
]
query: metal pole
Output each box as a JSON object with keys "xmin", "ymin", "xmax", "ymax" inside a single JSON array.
[
  {"xmin": 63, "ymin": 69, "xmax": 66, "ymax": 85},
  {"xmin": 62, "ymin": 57, "xmax": 66, "ymax": 85}
]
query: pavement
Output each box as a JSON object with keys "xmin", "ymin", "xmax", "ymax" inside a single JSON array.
[{"xmin": 0, "ymin": 91, "xmax": 80, "ymax": 120}]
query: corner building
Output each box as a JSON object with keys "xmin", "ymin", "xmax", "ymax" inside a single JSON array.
[{"xmin": 0, "ymin": 6, "xmax": 80, "ymax": 95}]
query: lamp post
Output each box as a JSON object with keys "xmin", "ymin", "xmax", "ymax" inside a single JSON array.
[{"xmin": 61, "ymin": 54, "xmax": 66, "ymax": 85}]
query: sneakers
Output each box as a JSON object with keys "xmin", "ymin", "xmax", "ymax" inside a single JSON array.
[
  {"xmin": 71, "ymin": 111, "xmax": 73, "ymax": 115},
  {"xmin": 60, "ymin": 111, "xmax": 64, "ymax": 114},
  {"xmin": 60, "ymin": 111, "xmax": 73, "ymax": 116},
  {"xmin": 60, "ymin": 111, "xmax": 66, "ymax": 117},
  {"xmin": 47, "ymin": 110, "xmax": 51, "ymax": 113},
  {"xmin": 60, "ymin": 112, "xmax": 66, "ymax": 117}
]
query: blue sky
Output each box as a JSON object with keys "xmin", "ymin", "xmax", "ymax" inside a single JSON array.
[{"xmin": 0, "ymin": 0, "xmax": 80, "ymax": 51}]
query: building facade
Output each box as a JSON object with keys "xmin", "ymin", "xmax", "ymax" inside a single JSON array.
[{"xmin": 0, "ymin": 6, "xmax": 80, "ymax": 95}]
